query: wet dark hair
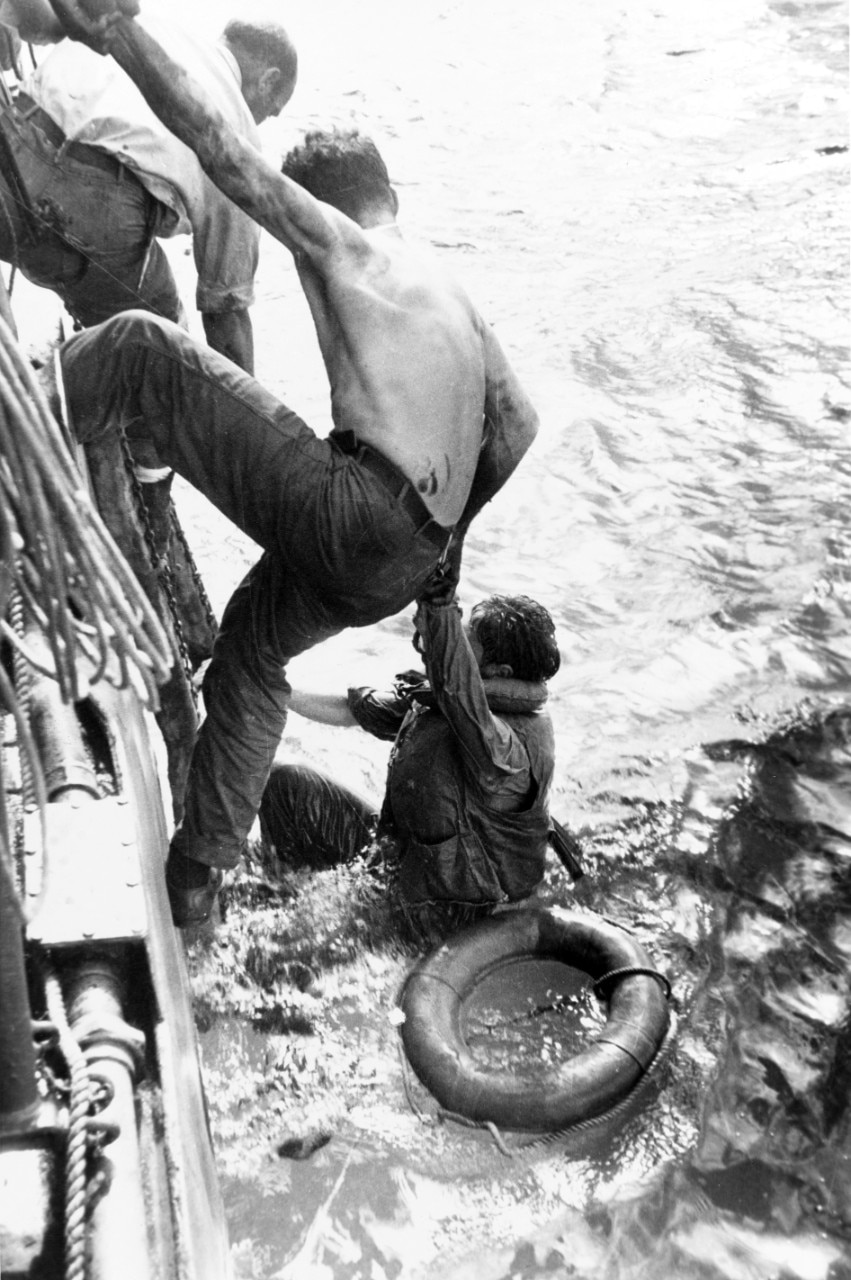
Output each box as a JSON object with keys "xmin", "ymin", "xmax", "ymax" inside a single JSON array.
[
  {"xmin": 281, "ymin": 128, "xmax": 393, "ymax": 222},
  {"xmin": 222, "ymin": 19, "xmax": 297, "ymax": 79},
  {"xmin": 470, "ymin": 596, "xmax": 561, "ymax": 683}
]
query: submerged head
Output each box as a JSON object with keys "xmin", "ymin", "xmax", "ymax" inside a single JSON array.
[
  {"xmin": 467, "ymin": 596, "xmax": 561, "ymax": 683},
  {"xmin": 281, "ymin": 127, "xmax": 398, "ymax": 227},
  {"xmin": 223, "ymin": 18, "xmax": 298, "ymax": 124}
]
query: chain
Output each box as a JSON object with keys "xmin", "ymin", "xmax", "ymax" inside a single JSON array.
[
  {"xmin": 167, "ymin": 500, "xmax": 218, "ymax": 639},
  {"xmin": 117, "ymin": 430, "xmax": 197, "ymax": 702}
]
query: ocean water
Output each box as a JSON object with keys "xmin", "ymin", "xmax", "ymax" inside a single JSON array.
[
  {"xmin": 15, "ymin": 0, "xmax": 849, "ymax": 1275},
  {"xmin": 165, "ymin": 1, "xmax": 850, "ymax": 1276},
  {"xmin": 179, "ymin": 0, "xmax": 850, "ymax": 812}
]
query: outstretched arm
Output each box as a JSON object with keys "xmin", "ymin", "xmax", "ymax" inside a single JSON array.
[
  {"xmin": 290, "ymin": 684, "xmax": 410, "ymax": 741},
  {"xmin": 414, "ymin": 599, "xmax": 528, "ymax": 782},
  {"xmin": 288, "ymin": 688, "xmax": 357, "ymax": 728},
  {"xmin": 48, "ymin": 0, "xmax": 346, "ymax": 263}
]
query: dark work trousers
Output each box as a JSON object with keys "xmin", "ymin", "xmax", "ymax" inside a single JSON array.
[
  {"xmin": 61, "ymin": 312, "xmax": 453, "ymax": 868},
  {"xmin": 259, "ymin": 762, "xmax": 377, "ymax": 870},
  {"xmin": 0, "ymin": 101, "xmax": 181, "ymax": 327}
]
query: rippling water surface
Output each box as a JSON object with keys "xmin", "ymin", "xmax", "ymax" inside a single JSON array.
[{"xmin": 156, "ymin": 0, "xmax": 851, "ymax": 1275}]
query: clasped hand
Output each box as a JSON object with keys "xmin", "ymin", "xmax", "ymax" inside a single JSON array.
[{"xmin": 416, "ymin": 557, "xmax": 460, "ymax": 608}]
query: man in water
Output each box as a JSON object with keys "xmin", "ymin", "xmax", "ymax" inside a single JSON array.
[
  {"xmin": 261, "ymin": 587, "xmax": 561, "ymax": 909},
  {"xmin": 56, "ymin": 1, "xmax": 540, "ymax": 926},
  {"xmin": 0, "ymin": 2, "xmax": 296, "ymax": 372}
]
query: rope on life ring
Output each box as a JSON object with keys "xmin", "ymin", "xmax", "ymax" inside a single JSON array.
[{"xmin": 398, "ymin": 906, "xmax": 671, "ymax": 1134}]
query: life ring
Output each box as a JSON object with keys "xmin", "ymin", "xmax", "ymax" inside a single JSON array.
[{"xmin": 398, "ymin": 906, "xmax": 671, "ymax": 1133}]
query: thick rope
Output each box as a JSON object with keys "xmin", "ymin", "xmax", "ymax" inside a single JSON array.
[
  {"xmin": 592, "ymin": 966, "xmax": 673, "ymax": 1001},
  {"xmin": 44, "ymin": 966, "xmax": 91, "ymax": 1280},
  {"xmin": 7, "ymin": 590, "xmax": 39, "ymax": 807}
]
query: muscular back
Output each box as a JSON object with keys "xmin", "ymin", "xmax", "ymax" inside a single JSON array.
[
  {"xmin": 298, "ymin": 224, "xmax": 487, "ymax": 528},
  {"xmin": 72, "ymin": 15, "xmax": 538, "ymax": 527}
]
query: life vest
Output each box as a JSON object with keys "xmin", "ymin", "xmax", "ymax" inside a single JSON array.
[{"xmin": 381, "ymin": 677, "xmax": 555, "ymax": 904}]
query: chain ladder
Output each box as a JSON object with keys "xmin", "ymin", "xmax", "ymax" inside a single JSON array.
[
  {"xmin": 167, "ymin": 496, "xmax": 218, "ymax": 641},
  {"xmin": 117, "ymin": 430, "xmax": 197, "ymax": 703}
]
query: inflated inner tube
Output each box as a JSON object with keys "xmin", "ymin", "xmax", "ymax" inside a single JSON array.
[{"xmin": 399, "ymin": 906, "xmax": 671, "ymax": 1133}]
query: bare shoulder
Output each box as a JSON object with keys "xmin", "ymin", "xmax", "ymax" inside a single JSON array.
[{"xmin": 365, "ymin": 231, "xmax": 486, "ymax": 322}]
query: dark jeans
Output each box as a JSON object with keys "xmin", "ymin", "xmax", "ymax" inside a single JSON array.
[
  {"xmin": 61, "ymin": 312, "xmax": 452, "ymax": 867},
  {"xmin": 0, "ymin": 102, "xmax": 180, "ymax": 326}
]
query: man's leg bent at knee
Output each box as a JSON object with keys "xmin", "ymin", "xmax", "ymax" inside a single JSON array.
[
  {"xmin": 165, "ymin": 627, "xmax": 294, "ymax": 925},
  {"xmin": 166, "ymin": 561, "xmax": 343, "ymax": 926},
  {"xmin": 61, "ymin": 311, "xmax": 317, "ymax": 546}
]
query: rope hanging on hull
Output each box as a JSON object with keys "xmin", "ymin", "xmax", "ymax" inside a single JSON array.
[{"xmin": 0, "ymin": 313, "xmax": 172, "ymax": 707}]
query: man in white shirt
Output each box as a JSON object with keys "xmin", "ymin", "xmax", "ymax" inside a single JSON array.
[
  {"xmin": 0, "ymin": 7, "xmax": 296, "ymax": 372},
  {"xmin": 0, "ymin": 0, "xmax": 63, "ymax": 42}
]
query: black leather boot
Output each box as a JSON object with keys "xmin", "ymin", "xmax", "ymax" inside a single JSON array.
[{"xmin": 165, "ymin": 847, "xmax": 223, "ymax": 927}]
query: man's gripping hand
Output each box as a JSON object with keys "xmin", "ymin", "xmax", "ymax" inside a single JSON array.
[
  {"xmin": 47, "ymin": 0, "xmax": 138, "ymax": 53},
  {"xmin": 416, "ymin": 555, "xmax": 460, "ymax": 608}
]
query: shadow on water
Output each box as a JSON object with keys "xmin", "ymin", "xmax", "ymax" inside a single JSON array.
[
  {"xmin": 584, "ymin": 706, "xmax": 851, "ymax": 1280},
  {"xmin": 686, "ymin": 713, "xmax": 851, "ymax": 1249}
]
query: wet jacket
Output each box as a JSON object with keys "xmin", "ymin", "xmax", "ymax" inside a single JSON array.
[{"xmin": 348, "ymin": 599, "xmax": 555, "ymax": 904}]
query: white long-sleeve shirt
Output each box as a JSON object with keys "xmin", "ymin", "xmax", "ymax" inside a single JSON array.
[{"xmin": 24, "ymin": 12, "xmax": 260, "ymax": 314}]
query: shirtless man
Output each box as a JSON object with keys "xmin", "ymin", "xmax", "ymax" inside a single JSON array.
[{"xmin": 56, "ymin": 0, "xmax": 540, "ymax": 925}]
